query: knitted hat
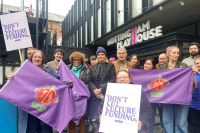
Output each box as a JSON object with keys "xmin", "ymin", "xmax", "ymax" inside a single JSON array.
[{"xmin": 96, "ymin": 46, "xmax": 107, "ymax": 56}]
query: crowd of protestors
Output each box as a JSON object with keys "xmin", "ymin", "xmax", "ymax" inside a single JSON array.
[{"xmin": 6, "ymin": 42, "xmax": 200, "ymax": 133}]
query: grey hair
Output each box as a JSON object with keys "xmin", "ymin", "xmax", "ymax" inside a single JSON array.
[{"xmin": 117, "ymin": 47, "xmax": 127, "ymax": 54}]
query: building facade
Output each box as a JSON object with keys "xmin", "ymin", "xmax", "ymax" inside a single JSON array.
[{"xmin": 62, "ymin": 0, "xmax": 200, "ymax": 64}]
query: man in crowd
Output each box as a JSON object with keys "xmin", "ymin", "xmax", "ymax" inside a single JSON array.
[
  {"xmin": 27, "ymin": 47, "xmax": 37, "ymax": 60},
  {"xmin": 183, "ymin": 42, "xmax": 200, "ymax": 133},
  {"xmin": 46, "ymin": 49, "xmax": 65, "ymax": 72},
  {"xmin": 112, "ymin": 48, "xmax": 135, "ymax": 74},
  {"xmin": 182, "ymin": 42, "xmax": 200, "ymax": 66},
  {"xmin": 155, "ymin": 53, "xmax": 168, "ymax": 69},
  {"xmin": 89, "ymin": 55, "xmax": 97, "ymax": 70},
  {"xmin": 83, "ymin": 53, "xmax": 91, "ymax": 67}
]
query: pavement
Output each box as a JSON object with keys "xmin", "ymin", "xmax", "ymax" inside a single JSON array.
[{"xmin": 53, "ymin": 108, "xmax": 162, "ymax": 133}]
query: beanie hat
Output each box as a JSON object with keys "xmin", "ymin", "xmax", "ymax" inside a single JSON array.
[{"xmin": 96, "ymin": 46, "xmax": 107, "ymax": 56}]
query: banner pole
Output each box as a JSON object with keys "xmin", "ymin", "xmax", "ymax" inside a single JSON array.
[{"xmin": 18, "ymin": 49, "xmax": 23, "ymax": 63}]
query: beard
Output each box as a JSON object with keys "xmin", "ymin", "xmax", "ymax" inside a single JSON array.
[{"xmin": 190, "ymin": 52, "xmax": 198, "ymax": 57}]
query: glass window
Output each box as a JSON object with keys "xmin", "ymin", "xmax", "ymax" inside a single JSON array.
[
  {"xmin": 91, "ymin": 15, "xmax": 94, "ymax": 41},
  {"xmin": 77, "ymin": 1, "xmax": 79, "ymax": 21},
  {"xmin": 177, "ymin": 25, "xmax": 195, "ymax": 35},
  {"xmin": 85, "ymin": 0, "xmax": 87, "ymax": 11},
  {"xmin": 73, "ymin": 7, "xmax": 74, "ymax": 25},
  {"xmin": 70, "ymin": 36, "xmax": 72, "ymax": 46},
  {"xmin": 106, "ymin": 0, "xmax": 111, "ymax": 33},
  {"xmin": 198, "ymin": 23, "xmax": 200, "ymax": 36},
  {"xmin": 132, "ymin": 0, "xmax": 142, "ymax": 18},
  {"xmin": 117, "ymin": 0, "xmax": 124, "ymax": 26},
  {"xmin": 91, "ymin": 0, "xmax": 93, "ymax": 5},
  {"xmin": 85, "ymin": 21, "xmax": 87, "ymax": 45},
  {"xmin": 153, "ymin": 0, "xmax": 164, "ymax": 6},
  {"xmin": 80, "ymin": 26, "xmax": 83, "ymax": 47},
  {"xmin": 77, "ymin": 30, "xmax": 78, "ymax": 47},
  {"xmin": 81, "ymin": 0, "xmax": 82, "ymax": 17},
  {"xmin": 73, "ymin": 34, "xmax": 75, "ymax": 47},
  {"xmin": 0, "ymin": 66, "xmax": 2, "ymax": 85},
  {"xmin": 98, "ymin": 8, "xmax": 101, "ymax": 38}
]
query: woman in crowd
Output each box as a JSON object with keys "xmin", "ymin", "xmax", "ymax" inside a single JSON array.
[
  {"xmin": 108, "ymin": 57, "xmax": 116, "ymax": 62},
  {"xmin": 88, "ymin": 46, "xmax": 116, "ymax": 133},
  {"xmin": 67, "ymin": 52, "xmax": 90, "ymax": 133},
  {"xmin": 89, "ymin": 55, "xmax": 97, "ymax": 70},
  {"xmin": 188, "ymin": 56, "xmax": 200, "ymax": 133},
  {"xmin": 8, "ymin": 50, "xmax": 72, "ymax": 133},
  {"xmin": 143, "ymin": 58, "xmax": 161, "ymax": 133},
  {"xmin": 130, "ymin": 54, "xmax": 142, "ymax": 69},
  {"xmin": 96, "ymin": 71, "xmax": 153, "ymax": 133},
  {"xmin": 159, "ymin": 46, "xmax": 188, "ymax": 133}
]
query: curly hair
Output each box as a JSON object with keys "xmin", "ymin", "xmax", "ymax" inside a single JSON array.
[{"xmin": 69, "ymin": 52, "xmax": 85, "ymax": 64}]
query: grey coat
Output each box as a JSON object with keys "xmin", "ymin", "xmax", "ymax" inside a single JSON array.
[
  {"xmin": 159, "ymin": 61, "xmax": 188, "ymax": 69},
  {"xmin": 88, "ymin": 62, "xmax": 116, "ymax": 99}
]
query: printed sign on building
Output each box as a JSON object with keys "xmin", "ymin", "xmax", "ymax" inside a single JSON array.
[
  {"xmin": 99, "ymin": 83, "xmax": 142, "ymax": 133},
  {"xmin": 1, "ymin": 11, "xmax": 32, "ymax": 51}
]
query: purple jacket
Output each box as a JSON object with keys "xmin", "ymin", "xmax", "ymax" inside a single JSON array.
[{"xmin": 96, "ymin": 90, "xmax": 153, "ymax": 133}]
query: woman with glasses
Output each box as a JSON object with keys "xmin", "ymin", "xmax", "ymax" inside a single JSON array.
[
  {"xmin": 88, "ymin": 47, "xmax": 116, "ymax": 133},
  {"xmin": 8, "ymin": 50, "xmax": 72, "ymax": 133},
  {"xmin": 67, "ymin": 52, "xmax": 90, "ymax": 133},
  {"xmin": 96, "ymin": 71, "xmax": 153, "ymax": 133}
]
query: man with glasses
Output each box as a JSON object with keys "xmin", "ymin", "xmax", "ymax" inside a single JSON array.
[{"xmin": 46, "ymin": 49, "xmax": 65, "ymax": 72}]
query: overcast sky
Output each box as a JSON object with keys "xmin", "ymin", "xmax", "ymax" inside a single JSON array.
[{"xmin": 1, "ymin": 0, "xmax": 75, "ymax": 16}]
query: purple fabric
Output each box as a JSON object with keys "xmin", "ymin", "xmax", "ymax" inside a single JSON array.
[
  {"xmin": 128, "ymin": 66, "xmax": 193, "ymax": 105},
  {"xmin": 57, "ymin": 60, "xmax": 90, "ymax": 122},
  {"xmin": 0, "ymin": 60, "xmax": 75, "ymax": 133}
]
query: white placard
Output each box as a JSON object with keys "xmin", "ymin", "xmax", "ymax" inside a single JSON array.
[
  {"xmin": 99, "ymin": 83, "xmax": 142, "ymax": 133},
  {"xmin": 1, "ymin": 11, "xmax": 32, "ymax": 51}
]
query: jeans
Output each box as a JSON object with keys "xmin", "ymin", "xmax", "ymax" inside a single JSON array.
[
  {"xmin": 149, "ymin": 103, "xmax": 163, "ymax": 133},
  {"xmin": 162, "ymin": 104, "xmax": 189, "ymax": 133},
  {"xmin": 26, "ymin": 114, "xmax": 52, "ymax": 133},
  {"xmin": 188, "ymin": 107, "xmax": 200, "ymax": 133}
]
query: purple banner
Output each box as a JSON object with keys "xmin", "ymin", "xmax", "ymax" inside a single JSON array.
[
  {"xmin": 57, "ymin": 60, "xmax": 90, "ymax": 122},
  {"xmin": 128, "ymin": 67, "xmax": 193, "ymax": 105},
  {"xmin": 0, "ymin": 60, "xmax": 75, "ymax": 133}
]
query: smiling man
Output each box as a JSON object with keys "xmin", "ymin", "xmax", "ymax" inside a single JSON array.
[
  {"xmin": 112, "ymin": 48, "xmax": 135, "ymax": 74},
  {"xmin": 182, "ymin": 42, "xmax": 200, "ymax": 66},
  {"xmin": 46, "ymin": 49, "xmax": 65, "ymax": 72}
]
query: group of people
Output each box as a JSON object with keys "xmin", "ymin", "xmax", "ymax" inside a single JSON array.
[{"xmin": 6, "ymin": 42, "xmax": 200, "ymax": 133}]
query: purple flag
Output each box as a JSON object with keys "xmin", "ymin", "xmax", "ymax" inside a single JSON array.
[
  {"xmin": 0, "ymin": 60, "xmax": 75, "ymax": 133},
  {"xmin": 128, "ymin": 67, "xmax": 193, "ymax": 105},
  {"xmin": 57, "ymin": 60, "xmax": 90, "ymax": 122}
]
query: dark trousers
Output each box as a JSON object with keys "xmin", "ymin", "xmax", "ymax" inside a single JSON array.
[
  {"xmin": 188, "ymin": 107, "xmax": 200, "ymax": 133},
  {"xmin": 26, "ymin": 114, "xmax": 52, "ymax": 133}
]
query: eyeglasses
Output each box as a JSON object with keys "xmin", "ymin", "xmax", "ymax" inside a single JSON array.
[
  {"xmin": 116, "ymin": 76, "xmax": 129, "ymax": 80},
  {"xmin": 73, "ymin": 59, "xmax": 81, "ymax": 62}
]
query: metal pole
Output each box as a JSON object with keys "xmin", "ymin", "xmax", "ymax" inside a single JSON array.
[
  {"xmin": 36, "ymin": 0, "xmax": 39, "ymax": 49},
  {"xmin": 21, "ymin": 0, "xmax": 25, "ymax": 61},
  {"xmin": 45, "ymin": 0, "xmax": 48, "ymax": 62}
]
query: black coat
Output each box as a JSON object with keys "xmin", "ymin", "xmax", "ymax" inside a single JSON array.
[
  {"xmin": 67, "ymin": 64, "xmax": 89, "ymax": 87},
  {"xmin": 88, "ymin": 62, "xmax": 116, "ymax": 99}
]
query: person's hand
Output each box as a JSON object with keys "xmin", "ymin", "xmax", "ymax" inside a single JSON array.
[
  {"xmin": 192, "ymin": 66, "xmax": 198, "ymax": 75},
  {"xmin": 93, "ymin": 89, "xmax": 102, "ymax": 95},
  {"xmin": 8, "ymin": 74, "xmax": 14, "ymax": 80},
  {"xmin": 20, "ymin": 61, "xmax": 24, "ymax": 66},
  {"xmin": 96, "ymin": 94, "xmax": 101, "ymax": 99},
  {"xmin": 158, "ymin": 103, "xmax": 161, "ymax": 106},
  {"xmin": 99, "ymin": 114, "xmax": 102, "ymax": 122},
  {"xmin": 67, "ymin": 81, "xmax": 73, "ymax": 87},
  {"xmin": 138, "ymin": 121, "xmax": 142, "ymax": 130}
]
